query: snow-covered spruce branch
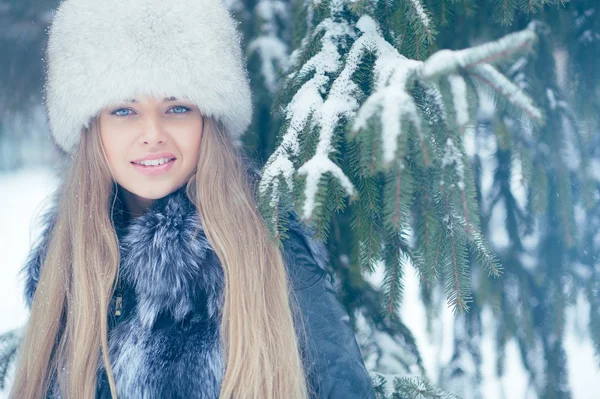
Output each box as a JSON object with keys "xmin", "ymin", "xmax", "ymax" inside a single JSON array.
[
  {"xmin": 255, "ymin": 20, "xmax": 349, "ymax": 214},
  {"xmin": 350, "ymin": 16, "xmax": 425, "ymax": 167},
  {"xmin": 260, "ymin": 14, "xmax": 425, "ymax": 223},
  {"xmin": 469, "ymin": 63, "xmax": 543, "ymax": 122},
  {"xmin": 246, "ymin": 0, "xmax": 290, "ymax": 94},
  {"xmin": 259, "ymin": 16, "xmax": 358, "ymax": 223},
  {"xmin": 447, "ymin": 74, "xmax": 469, "ymax": 132},
  {"xmin": 259, "ymin": 13, "xmax": 542, "ymax": 226},
  {"xmin": 353, "ymin": 24, "xmax": 542, "ymax": 165},
  {"xmin": 406, "ymin": 0, "xmax": 433, "ymax": 39},
  {"xmin": 420, "ymin": 29, "xmax": 537, "ymax": 79}
]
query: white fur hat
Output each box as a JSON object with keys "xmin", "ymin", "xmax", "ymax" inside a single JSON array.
[{"xmin": 44, "ymin": 0, "xmax": 253, "ymax": 154}]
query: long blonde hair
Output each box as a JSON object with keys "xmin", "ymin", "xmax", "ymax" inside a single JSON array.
[{"xmin": 9, "ymin": 115, "xmax": 312, "ymax": 398}]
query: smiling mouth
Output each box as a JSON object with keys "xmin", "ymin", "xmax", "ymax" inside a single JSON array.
[
  {"xmin": 131, "ymin": 158, "xmax": 176, "ymax": 167},
  {"xmin": 130, "ymin": 158, "xmax": 177, "ymax": 176}
]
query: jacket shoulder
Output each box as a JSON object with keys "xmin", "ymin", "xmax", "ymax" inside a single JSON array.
[
  {"xmin": 280, "ymin": 211, "xmax": 332, "ymax": 291},
  {"xmin": 279, "ymin": 211, "xmax": 376, "ymax": 399}
]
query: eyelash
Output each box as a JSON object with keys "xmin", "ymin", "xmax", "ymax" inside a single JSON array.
[{"xmin": 110, "ymin": 105, "xmax": 192, "ymax": 117}]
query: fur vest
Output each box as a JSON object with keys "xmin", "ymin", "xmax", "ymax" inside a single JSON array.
[{"xmin": 22, "ymin": 183, "xmax": 376, "ymax": 399}]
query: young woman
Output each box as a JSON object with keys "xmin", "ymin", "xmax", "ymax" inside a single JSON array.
[{"xmin": 8, "ymin": 0, "xmax": 375, "ymax": 398}]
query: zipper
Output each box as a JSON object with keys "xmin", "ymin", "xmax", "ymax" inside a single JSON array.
[{"xmin": 115, "ymin": 276, "xmax": 123, "ymax": 317}]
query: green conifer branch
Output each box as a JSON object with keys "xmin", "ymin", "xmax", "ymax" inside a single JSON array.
[
  {"xmin": 371, "ymin": 372, "xmax": 460, "ymax": 398},
  {"xmin": 381, "ymin": 231, "xmax": 407, "ymax": 316},
  {"xmin": 0, "ymin": 328, "xmax": 20, "ymax": 390}
]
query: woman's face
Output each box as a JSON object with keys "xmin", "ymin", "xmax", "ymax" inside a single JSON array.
[{"xmin": 99, "ymin": 95, "xmax": 203, "ymax": 214}]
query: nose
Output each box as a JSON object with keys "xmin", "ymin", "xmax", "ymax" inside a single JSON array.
[{"xmin": 140, "ymin": 112, "xmax": 168, "ymax": 145}]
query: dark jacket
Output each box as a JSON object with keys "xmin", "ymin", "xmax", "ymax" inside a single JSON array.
[{"xmin": 22, "ymin": 183, "xmax": 376, "ymax": 399}]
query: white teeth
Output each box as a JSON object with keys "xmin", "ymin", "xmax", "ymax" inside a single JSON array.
[{"xmin": 136, "ymin": 158, "xmax": 172, "ymax": 166}]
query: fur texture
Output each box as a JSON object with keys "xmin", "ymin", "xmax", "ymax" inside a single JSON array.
[
  {"xmin": 21, "ymin": 183, "xmax": 376, "ymax": 398},
  {"xmin": 44, "ymin": 0, "xmax": 252, "ymax": 153},
  {"xmin": 101, "ymin": 185, "xmax": 225, "ymax": 398}
]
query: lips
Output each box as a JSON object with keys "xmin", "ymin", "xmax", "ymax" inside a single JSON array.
[
  {"xmin": 131, "ymin": 152, "xmax": 177, "ymax": 163},
  {"xmin": 131, "ymin": 158, "xmax": 176, "ymax": 176}
]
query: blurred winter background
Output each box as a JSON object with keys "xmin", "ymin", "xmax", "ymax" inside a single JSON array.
[{"xmin": 1, "ymin": 0, "xmax": 599, "ymax": 398}]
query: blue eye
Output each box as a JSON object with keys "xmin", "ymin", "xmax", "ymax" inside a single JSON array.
[
  {"xmin": 170, "ymin": 105, "xmax": 191, "ymax": 114},
  {"xmin": 112, "ymin": 108, "xmax": 133, "ymax": 117}
]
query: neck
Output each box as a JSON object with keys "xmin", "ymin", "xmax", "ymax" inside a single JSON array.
[{"xmin": 120, "ymin": 186, "xmax": 155, "ymax": 219}]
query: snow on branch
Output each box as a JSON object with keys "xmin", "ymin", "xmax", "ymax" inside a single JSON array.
[
  {"xmin": 247, "ymin": 0, "xmax": 289, "ymax": 94},
  {"xmin": 441, "ymin": 138, "xmax": 465, "ymax": 191},
  {"xmin": 448, "ymin": 74, "xmax": 469, "ymax": 131},
  {"xmin": 297, "ymin": 16, "xmax": 396, "ymax": 219},
  {"xmin": 351, "ymin": 16, "xmax": 422, "ymax": 166},
  {"xmin": 260, "ymin": 154, "xmax": 295, "ymax": 210},
  {"xmin": 261, "ymin": 14, "xmax": 543, "ymax": 223},
  {"xmin": 352, "ymin": 56, "xmax": 422, "ymax": 164},
  {"xmin": 347, "ymin": 23, "xmax": 543, "ymax": 170},
  {"xmin": 470, "ymin": 63, "xmax": 543, "ymax": 122},
  {"xmin": 297, "ymin": 155, "xmax": 355, "ymax": 219},
  {"xmin": 258, "ymin": 18, "xmax": 355, "ymax": 221},
  {"xmin": 407, "ymin": 0, "xmax": 432, "ymax": 37},
  {"xmin": 247, "ymin": 36, "xmax": 288, "ymax": 94},
  {"xmin": 352, "ymin": 21, "xmax": 543, "ymax": 168},
  {"xmin": 421, "ymin": 29, "xmax": 537, "ymax": 80}
]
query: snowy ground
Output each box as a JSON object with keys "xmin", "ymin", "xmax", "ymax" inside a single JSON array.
[
  {"xmin": 0, "ymin": 167, "xmax": 59, "ymax": 398},
  {"xmin": 1, "ymin": 167, "xmax": 599, "ymax": 398}
]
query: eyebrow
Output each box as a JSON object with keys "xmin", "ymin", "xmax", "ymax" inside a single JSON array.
[{"xmin": 125, "ymin": 97, "xmax": 179, "ymax": 103}]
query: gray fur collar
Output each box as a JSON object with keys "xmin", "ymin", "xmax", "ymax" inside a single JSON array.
[
  {"xmin": 100, "ymin": 185, "xmax": 226, "ymax": 398},
  {"xmin": 111, "ymin": 185, "xmax": 225, "ymax": 329}
]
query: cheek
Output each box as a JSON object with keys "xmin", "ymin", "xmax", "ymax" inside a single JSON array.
[
  {"xmin": 181, "ymin": 123, "xmax": 203, "ymax": 163},
  {"xmin": 190, "ymin": 132, "xmax": 203, "ymax": 160},
  {"xmin": 100, "ymin": 128, "xmax": 126, "ymax": 167}
]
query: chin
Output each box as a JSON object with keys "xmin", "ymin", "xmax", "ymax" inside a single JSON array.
[{"xmin": 125, "ymin": 183, "xmax": 181, "ymax": 200}]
